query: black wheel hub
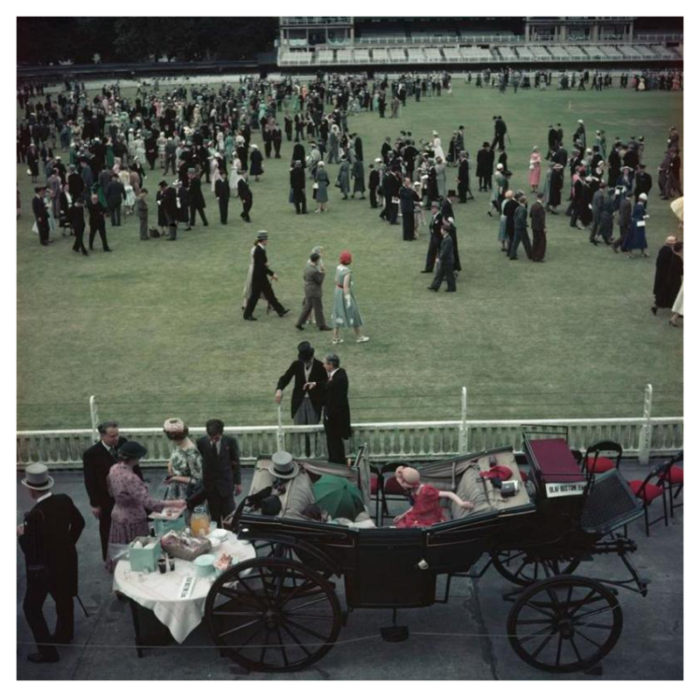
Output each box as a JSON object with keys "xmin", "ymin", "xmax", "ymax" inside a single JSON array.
[{"xmin": 557, "ymin": 619, "xmax": 575, "ymax": 640}]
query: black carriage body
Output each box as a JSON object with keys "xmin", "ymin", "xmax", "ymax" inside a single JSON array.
[
  {"xmin": 212, "ymin": 441, "xmax": 652, "ymax": 674},
  {"xmin": 234, "ymin": 439, "xmax": 643, "ymax": 610}
]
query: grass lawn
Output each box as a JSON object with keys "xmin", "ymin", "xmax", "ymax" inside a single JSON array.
[{"xmin": 16, "ymin": 81, "xmax": 683, "ymax": 431}]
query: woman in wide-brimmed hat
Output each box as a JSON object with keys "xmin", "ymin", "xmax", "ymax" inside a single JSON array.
[{"xmin": 106, "ymin": 441, "xmax": 185, "ymax": 570}]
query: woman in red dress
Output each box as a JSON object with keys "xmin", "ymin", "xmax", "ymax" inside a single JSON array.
[{"xmin": 393, "ymin": 466, "xmax": 473, "ymax": 528}]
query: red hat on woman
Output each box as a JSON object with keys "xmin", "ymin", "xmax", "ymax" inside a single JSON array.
[{"xmin": 339, "ymin": 250, "xmax": 352, "ymax": 265}]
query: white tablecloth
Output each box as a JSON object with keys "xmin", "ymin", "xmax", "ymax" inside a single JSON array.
[{"xmin": 113, "ymin": 531, "xmax": 256, "ymax": 644}]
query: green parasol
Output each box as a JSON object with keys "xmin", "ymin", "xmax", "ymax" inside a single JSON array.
[{"xmin": 312, "ymin": 475, "xmax": 365, "ymax": 520}]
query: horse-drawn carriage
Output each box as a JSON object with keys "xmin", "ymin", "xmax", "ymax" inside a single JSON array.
[{"xmin": 205, "ymin": 432, "xmax": 652, "ymax": 674}]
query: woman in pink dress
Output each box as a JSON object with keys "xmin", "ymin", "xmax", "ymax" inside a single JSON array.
[
  {"xmin": 106, "ymin": 441, "xmax": 185, "ymax": 570},
  {"xmin": 528, "ymin": 147, "xmax": 542, "ymax": 192},
  {"xmin": 393, "ymin": 466, "xmax": 473, "ymax": 528}
]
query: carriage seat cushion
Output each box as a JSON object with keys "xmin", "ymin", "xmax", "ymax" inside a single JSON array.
[{"xmin": 451, "ymin": 451, "xmax": 532, "ymax": 520}]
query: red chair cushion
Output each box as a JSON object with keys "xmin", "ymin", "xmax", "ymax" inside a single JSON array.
[
  {"xmin": 384, "ymin": 476, "xmax": 405, "ymax": 495},
  {"xmin": 585, "ymin": 456, "xmax": 616, "ymax": 473},
  {"xmin": 659, "ymin": 466, "xmax": 684, "ymax": 485},
  {"xmin": 628, "ymin": 480, "xmax": 664, "ymax": 503},
  {"xmin": 519, "ymin": 469, "xmax": 529, "ymax": 483},
  {"xmin": 371, "ymin": 475, "xmax": 378, "ymax": 495}
]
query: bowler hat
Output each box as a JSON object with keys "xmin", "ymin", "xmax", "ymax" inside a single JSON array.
[
  {"xmin": 260, "ymin": 495, "xmax": 282, "ymax": 517},
  {"xmin": 269, "ymin": 451, "xmax": 299, "ymax": 479},
  {"xmin": 21, "ymin": 464, "xmax": 54, "ymax": 491},
  {"xmin": 118, "ymin": 441, "xmax": 148, "ymax": 461},
  {"xmin": 298, "ymin": 341, "xmax": 314, "ymax": 361}
]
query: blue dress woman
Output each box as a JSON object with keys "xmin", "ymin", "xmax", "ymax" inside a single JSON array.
[{"xmin": 625, "ymin": 194, "xmax": 650, "ymax": 257}]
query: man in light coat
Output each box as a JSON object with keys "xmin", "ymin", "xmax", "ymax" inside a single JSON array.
[{"xmin": 295, "ymin": 253, "xmax": 332, "ymax": 331}]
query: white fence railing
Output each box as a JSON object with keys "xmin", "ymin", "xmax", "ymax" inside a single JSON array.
[
  {"xmin": 16, "ymin": 386, "xmax": 682, "ymax": 470},
  {"xmin": 279, "ymin": 44, "xmax": 683, "ymax": 67}
]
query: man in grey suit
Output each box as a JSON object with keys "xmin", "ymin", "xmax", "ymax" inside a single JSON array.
[
  {"xmin": 428, "ymin": 224, "xmax": 456, "ymax": 292},
  {"xmin": 295, "ymin": 252, "xmax": 332, "ymax": 331},
  {"xmin": 195, "ymin": 419, "xmax": 242, "ymax": 526},
  {"xmin": 509, "ymin": 194, "xmax": 533, "ymax": 260},
  {"xmin": 590, "ymin": 182, "xmax": 605, "ymax": 245}
]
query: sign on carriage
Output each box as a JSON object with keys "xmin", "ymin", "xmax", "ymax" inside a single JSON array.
[{"xmin": 544, "ymin": 481, "xmax": 587, "ymax": 498}]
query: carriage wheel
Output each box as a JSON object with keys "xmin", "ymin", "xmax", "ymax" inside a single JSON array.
[
  {"xmin": 507, "ymin": 576, "xmax": 623, "ymax": 673},
  {"xmin": 491, "ymin": 550, "xmax": 580, "ymax": 586},
  {"xmin": 206, "ymin": 557, "xmax": 342, "ymax": 673}
]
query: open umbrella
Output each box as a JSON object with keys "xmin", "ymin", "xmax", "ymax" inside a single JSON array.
[
  {"xmin": 671, "ymin": 196, "xmax": 683, "ymax": 222},
  {"xmin": 312, "ymin": 475, "xmax": 365, "ymax": 520}
]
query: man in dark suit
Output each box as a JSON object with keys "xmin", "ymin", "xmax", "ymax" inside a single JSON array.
[
  {"xmin": 67, "ymin": 165, "xmax": 85, "ymax": 202},
  {"xmin": 321, "ymin": 354, "xmax": 351, "ymax": 465},
  {"xmin": 82, "ymin": 420, "xmax": 141, "ymax": 560},
  {"xmin": 32, "ymin": 186, "xmax": 50, "ymax": 246},
  {"xmin": 530, "ymin": 192, "xmax": 547, "ymax": 262},
  {"xmin": 607, "ymin": 144, "xmax": 622, "ymax": 188},
  {"xmin": 188, "ymin": 172, "xmax": 208, "ymax": 227},
  {"xmin": 214, "ymin": 171, "xmax": 230, "ymax": 224},
  {"xmin": 238, "ymin": 173, "xmax": 253, "ymax": 222},
  {"xmin": 87, "ymin": 192, "xmax": 111, "ymax": 251},
  {"xmin": 428, "ymin": 224, "xmax": 456, "ymax": 292},
  {"xmin": 70, "ymin": 198, "xmax": 88, "ymax": 256},
  {"xmin": 382, "ymin": 168, "xmax": 400, "ymax": 225},
  {"xmin": 105, "ymin": 174, "xmax": 125, "ymax": 227},
  {"xmin": 510, "ymin": 195, "xmax": 533, "ymax": 260},
  {"xmin": 163, "ymin": 181, "xmax": 179, "ymax": 240},
  {"xmin": 18, "ymin": 464, "xmax": 85, "ymax": 663},
  {"xmin": 421, "ymin": 202, "xmax": 443, "ymax": 273},
  {"xmin": 634, "ymin": 164, "xmax": 652, "ymax": 199},
  {"xmin": 275, "ymin": 341, "xmax": 328, "ymax": 456},
  {"xmin": 243, "ymin": 231, "xmax": 290, "ymax": 321},
  {"xmin": 195, "ymin": 420, "xmax": 241, "ymax": 526},
  {"xmin": 457, "ymin": 152, "xmax": 470, "ymax": 203},
  {"xmin": 290, "ymin": 160, "xmax": 307, "ymax": 214},
  {"xmin": 492, "ymin": 115, "xmax": 507, "ymax": 151}
]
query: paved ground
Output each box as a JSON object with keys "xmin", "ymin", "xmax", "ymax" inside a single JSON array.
[{"xmin": 17, "ymin": 461, "xmax": 683, "ymax": 680}]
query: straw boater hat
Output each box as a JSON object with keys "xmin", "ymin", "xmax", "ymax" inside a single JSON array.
[
  {"xmin": 21, "ymin": 464, "xmax": 54, "ymax": 491},
  {"xmin": 269, "ymin": 451, "xmax": 299, "ymax": 479}
]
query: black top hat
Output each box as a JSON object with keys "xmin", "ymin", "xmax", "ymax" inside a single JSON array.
[
  {"xmin": 118, "ymin": 441, "xmax": 148, "ymax": 461},
  {"xmin": 260, "ymin": 495, "xmax": 282, "ymax": 517},
  {"xmin": 298, "ymin": 341, "xmax": 314, "ymax": 361}
]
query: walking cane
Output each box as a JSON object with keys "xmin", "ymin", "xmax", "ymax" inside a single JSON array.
[
  {"xmin": 507, "ymin": 133, "xmax": 512, "ymax": 147},
  {"xmin": 76, "ymin": 594, "xmax": 90, "ymax": 618}
]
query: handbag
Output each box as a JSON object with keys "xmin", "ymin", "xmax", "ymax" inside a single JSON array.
[{"xmin": 312, "ymin": 182, "xmax": 319, "ymax": 190}]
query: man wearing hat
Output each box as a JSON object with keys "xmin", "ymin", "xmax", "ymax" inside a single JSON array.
[
  {"xmin": 269, "ymin": 451, "xmax": 300, "ymax": 485},
  {"xmin": 243, "ymin": 232, "xmax": 290, "ymax": 321},
  {"xmin": 295, "ymin": 253, "xmax": 332, "ymax": 331},
  {"xmin": 18, "ymin": 464, "xmax": 85, "ymax": 663},
  {"xmin": 275, "ymin": 341, "xmax": 328, "ymax": 456}
]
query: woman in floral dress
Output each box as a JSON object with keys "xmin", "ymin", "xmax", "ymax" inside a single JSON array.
[
  {"xmin": 163, "ymin": 418, "xmax": 203, "ymax": 500},
  {"xmin": 106, "ymin": 441, "xmax": 185, "ymax": 570},
  {"xmin": 528, "ymin": 147, "xmax": 542, "ymax": 192}
]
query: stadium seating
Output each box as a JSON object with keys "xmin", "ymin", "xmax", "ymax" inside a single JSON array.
[
  {"xmin": 442, "ymin": 47, "xmax": 462, "ymax": 61},
  {"xmin": 564, "ymin": 46, "xmax": 587, "ymax": 59},
  {"xmin": 424, "ymin": 48, "xmax": 442, "ymax": 62},
  {"xmin": 408, "ymin": 48, "xmax": 427, "ymax": 63},
  {"xmin": 516, "ymin": 47, "xmax": 534, "ymax": 59},
  {"xmin": 372, "ymin": 48, "xmax": 390, "ymax": 63},
  {"xmin": 316, "ymin": 49, "xmax": 335, "ymax": 65},
  {"xmin": 354, "ymin": 48, "xmax": 370, "ymax": 63},
  {"xmin": 498, "ymin": 46, "xmax": 517, "ymax": 61},
  {"xmin": 530, "ymin": 46, "xmax": 552, "ymax": 59},
  {"xmin": 335, "ymin": 49, "xmax": 353, "ymax": 64},
  {"xmin": 460, "ymin": 46, "xmax": 492, "ymax": 62},
  {"xmin": 390, "ymin": 48, "xmax": 407, "ymax": 63}
]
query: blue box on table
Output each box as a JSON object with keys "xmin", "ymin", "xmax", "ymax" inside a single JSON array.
[{"xmin": 128, "ymin": 537, "xmax": 162, "ymax": 573}]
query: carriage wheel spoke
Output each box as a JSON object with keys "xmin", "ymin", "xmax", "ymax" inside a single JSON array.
[
  {"xmin": 519, "ymin": 624, "xmax": 556, "ymax": 645},
  {"xmin": 575, "ymin": 630, "xmax": 604, "ymax": 650},
  {"xmin": 284, "ymin": 616, "xmax": 331, "ymax": 642},
  {"xmin": 575, "ymin": 622, "xmax": 614, "ymax": 631},
  {"xmin": 515, "ymin": 618, "xmax": 556, "ymax": 626},
  {"xmin": 280, "ymin": 622, "xmax": 313, "ymax": 657},
  {"xmin": 569, "ymin": 635, "xmax": 584, "ymax": 663},
  {"xmin": 217, "ymin": 585, "xmax": 264, "ymax": 609},
  {"xmin": 529, "ymin": 627, "xmax": 558, "ymax": 659},
  {"xmin": 213, "ymin": 610, "xmax": 264, "ymax": 617},
  {"xmin": 259, "ymin": 629, "xmax": 271, "ymax": 665},
  {"xmin": 275, "ymin": 627, "xmax": 290, "ymax": 667},
  {"xmin": 572, "ymin": 605, "xmax": 614, "ymax": 622},
  {"xmin": 523, "ymin": 602, "xmax": 556, "ymax": 619},
  {"xmin": 555, "ymin": 633, "xmax": 564, "ymax": 667},
  {"xmin": 285, "ymin": 595, "xmax": 329, "ymax": 613},
  {"xmin": 219, "ymin": 617, "xmax": 263, "ymax": 639}
]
